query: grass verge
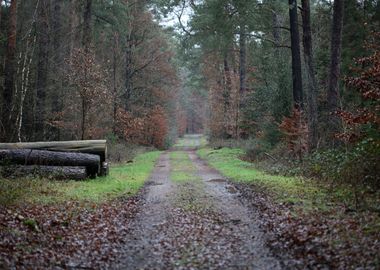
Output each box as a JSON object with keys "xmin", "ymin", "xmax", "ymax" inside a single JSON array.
[
  {"xmin": 197, "ymin": 147, "xmax": 336, "ymax": 210},
  {"xmin": 0, "ymin": 151, "xmax": 161, "ymax": 206}
]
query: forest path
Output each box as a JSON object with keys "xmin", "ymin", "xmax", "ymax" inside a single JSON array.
[{"xmin": 116, "ymin": 135, "xmax": 281, "ymax": 269}]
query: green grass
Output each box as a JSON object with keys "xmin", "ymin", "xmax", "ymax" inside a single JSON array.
[
  {"xmin": 169, "ymin": 151, "xmax": 211, "ymax": 213},
  {"xmin": 173, "ymin": 134, "xmax": 207, "ymax": 149},
  {"xmin": 197, "ymin": 147, "xmax": 330, "ymax": 209},
  {"xmin": 170, "ymin": 151, "xmax": 198, "ymax": 183},
  {"xmin": 0, "ymin": 151, "xmax": 161, "ymax": 206}
]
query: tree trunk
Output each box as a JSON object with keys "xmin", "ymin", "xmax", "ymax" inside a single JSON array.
[
  {"xmin": 328, "ymin": 0, "xmax": 344, "ymax": 129},
  {"xmin": 271, "ymin": 9, "xmax": 291, "ymax": 120},
  {"xmin": 272, "ymin": 10, "xmax": 281, "ymax": 58},
  {"xmin": 239, "ymin": 25, "xmax": 247, "ymax": 94},
  {"xmin": 35, "ymin": 0, "xmax": 50, "ymax": 141},
  {"xmin": 0, "ymin": 139, "xmax": 107, "ymax": 163},
  {"xmin": 113, "ymin": 32, "xmax": 118, "ymax": 133},
  {"xmin": 125, "ymin": 38, "xmax": 133, "ymax": 111},
  {"xmin": 0, "ymin": 1, "xmax": 2, "ymax": 29},
  {"xmin": 0, "ymin": 149, "xmax": 100, "ymax": 177},
  {"xmin": 223, "ymin": 55, "xmax": 232, "ymax": 138},
  {"xmin": 2, "ymin": 0, "xmax": 18, "ymax": 142},
  {"xmin": 0, "ymin": 165, "xmax": 88, "ymax": 180},
  {"xmin": 288, "ymin": 0, "xmax": 303, "ymax": 109},
  {"xmin": 301, "ymin": 0, "xmax": 319, "ymax": 149},
  {"xmin": 51, "ymin": 0, "xmax": 64, "ymax": 140},
  {"xmin": 82, "ymin": 0, "xmax": 92, "ymax": 51},
  {"xmin": 81, "ymin": 98, "xmax": 87, "ymax": 140}
]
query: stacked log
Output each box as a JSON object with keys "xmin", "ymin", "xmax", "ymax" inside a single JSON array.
[
  {"xmin": 0, "ymin": 140, "xmax": 108, "ymax": 180},
  {"xmin": 0, "ymin": 140, "xmax": 107, "ymax": 163},
  {"xmin": 0, "ymin": 165, "xmax": 87, "ymax": 180}
]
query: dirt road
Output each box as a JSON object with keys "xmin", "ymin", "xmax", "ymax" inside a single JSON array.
[{"xmin": 116, "ymin": 135, "xmax": 281, "ymax": 269}]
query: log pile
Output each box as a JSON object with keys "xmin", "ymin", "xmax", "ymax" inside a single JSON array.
[{"xmin": 0, "ymin": 140, "xmax": 108, "ymax": 180}]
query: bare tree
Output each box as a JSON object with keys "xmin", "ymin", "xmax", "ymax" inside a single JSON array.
[{"xmin": 2, "ymin": 0, "xmax": 18, "ymax": 141}]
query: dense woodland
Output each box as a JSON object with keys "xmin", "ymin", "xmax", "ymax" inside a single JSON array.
[
  {"xmin": 1, "ymin": 1, "xmax": 380, "ymax": 268},
  {"xmin": 0, "ymin": 0, "xmax": 379, "ymax": 186}
]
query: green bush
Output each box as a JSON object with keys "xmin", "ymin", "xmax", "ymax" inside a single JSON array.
[{"xmin": 304, "ymin": 137, "xmax": 380, "ymax": 189}]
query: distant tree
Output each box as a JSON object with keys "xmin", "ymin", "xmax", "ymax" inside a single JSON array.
[
  {"xmin": 65, "ymin": 48, "xmax": 109, "ymax": 140},
  {"xmin": 83, "ymin": 0, "xmax": 92, "ymax": 51},
  {"xmin": 35, "ymin": 0, "xmax": 50, "ymax": 140},
  {"xmin": 2, "ymin": 0, "xmax": 18, "ymax": 142},
  {"xmin": 51, "ymin": 0, "xmax": 64, "ymax": 140}
]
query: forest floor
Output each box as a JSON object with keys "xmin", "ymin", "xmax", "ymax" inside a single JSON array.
[{"xmin": 0, "ymin": 135, "xmax": 379, "ymax": 269}]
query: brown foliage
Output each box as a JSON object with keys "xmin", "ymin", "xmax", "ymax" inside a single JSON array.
[
  {"xmin": 49, "ymin": 48, "xmax": 110, "ymax": 139},
  {"xmin": 335, "ymin": 32, "xmax": 380, "ymax": 143},
  {"xmin": 176, "ymin": 108, "xmax": 187, "ymax": 137},
  {"xmin": 279, "ymin": 108, "xmax": 309, "ymax": 158},
  {"xmin": 116, "ymin": 106, "xmax": 168, "ymax": 149}
]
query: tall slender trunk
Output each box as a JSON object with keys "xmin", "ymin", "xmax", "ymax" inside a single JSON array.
[
  {"xmin": 82, "ymin": 98, "xmax": 86, "ymax": 140},
  {"xmin": 223, "ymin": 56, "xmax": 231, "ymax": 113},
  {"xmin": 237, "ymin": 25, "xmax": 247, "ymax": 139},
  {"xmin": 327, "ymin": 0, "xmax": 344, "ymax": 131},
  {"xmin": 35, "ymin": 0, "xmax": 50, "ymax": 140},
  {"xmin": 82, "ymin": 0, "xmax": 92, "ymax": 51},
  {"xmin": 2, "ymin": 0, "xmax": 18, "ymax": 142},
  {"xmin": 239, "ymin": 25, "xmax": 246, "ymax": 94},
  {"xmin": 301, "ymin": 0, "xmax": 319, "ymax": 149},
  {"xmin": 17, "ymin": 36, "xmax": 36, "ymax": 142},
  {"xmin": 68, "ymin": 0, "xmax": 77, "ymax": 62},
  {"xmin": 113, "ymin": 32, "xmax": 118, "ymax": 133},
  {"xmin": 0, "ymin": 0, "xmax": 3, "ymax": 27},
  {"xmin": 51, "ymin": 0, "xmax": 63, "ymax": 140},
  {"xmin": 223, "ymin": 55, "xmax": 232, "ymax": 139},
  {"xmin": 288, "ymin": 0, "xmax": 303, "ymax": 109},
  {"xmin": 272, "ymin": 10, "xmax": 281, "ymax": 59},
  {"xmin": 271, "ymin": 9, "xmax": 291, "ymax": 120},
  {"xmin": 125, "ymin": 37, "xmax": 133, "ymax": 111}
]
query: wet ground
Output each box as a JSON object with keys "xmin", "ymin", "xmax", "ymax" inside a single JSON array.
[{"xmin": 116, "ymin": 135, "xmax": 281, "ymax": 269}]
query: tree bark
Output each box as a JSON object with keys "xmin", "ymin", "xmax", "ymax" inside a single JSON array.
[
  {"xmin": 272, "ymin": 10, "xmax": 281, "ymax": 58},
  {"xmin": 2, "ymin": 0, "xmax": 18, "ymax": 142},
  {"xmin": 125, "ymin": 38, "xmax": 133, "ymax": 111},
  {"xmin": 0, "ymin": 149, "xmax": 100, "ymax": 177},
  {"xmin": 0, "ymin": 165, "xmax": 88, "ymax": 180},
  {"xmin": 51, "ymin": 0, "xmax": 64, "ymax": 140},
  {"xmin": 271, "ymin": 9, "xmax": 291, "ymax": 120},
  {"xmin": 301, "ymin": 0, "xmax": 319, "ymax": 149},
  {"xmin": 113, "ymin": 32, "xmax": 118, "ymax": 133},
  {"xmin": 35, "ymin": 0, "xmax": 50, "ymax": 141},
  {"xmin": 239, "ymin": 25, "xmax": 247, "ymax": 94},
  {"xmin": 223, "ymin": 55, "xmax": 232, "ymax": 138},
  {"xmin": 0, "ymin": 1, "xmax": 2, "ymax": 29},
  {"xmin": 328, "ymin": 0, "xmax": 344, "ymax": 128},
  {"xmin": 82, "ymin": 0, "xmax": 92, "ymax": 51},
  {"xmin": 288, "ymin": 0, "xmax": 303, "ymax": 109}
]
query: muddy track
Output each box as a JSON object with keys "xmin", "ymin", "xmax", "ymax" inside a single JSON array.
[{"xmin": 115, "ymin": 140, "xmax": 281, "ymax": 269}]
